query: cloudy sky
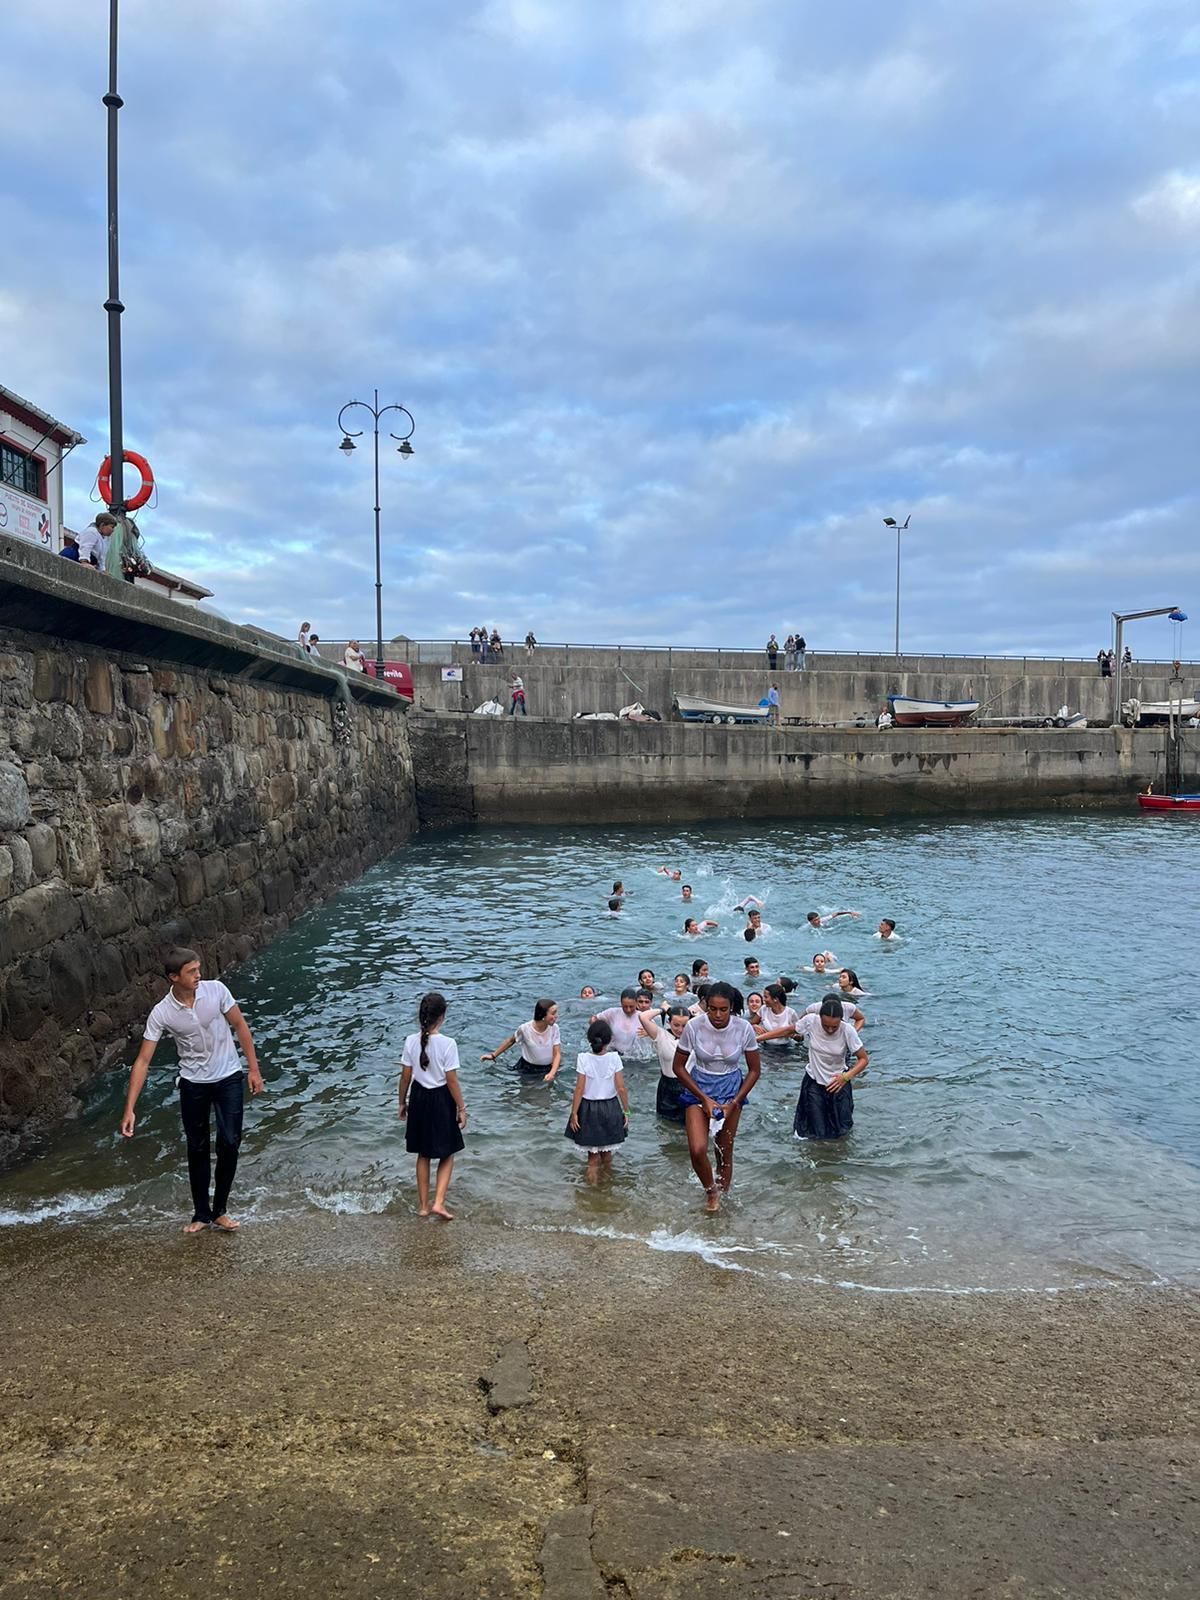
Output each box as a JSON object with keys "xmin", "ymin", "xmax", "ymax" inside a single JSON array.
[{"xmin": 2, "ymin": 0, "xmax": 1197, "ymax": 657}]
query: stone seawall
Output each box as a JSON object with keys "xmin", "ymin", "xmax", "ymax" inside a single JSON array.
[
  {"xmin": 410, "ymin": 714, "xmax": 1165, "ymax": 826},
  {"xmin": 0, "ymin": 542, "xmax": 415, "ymax": 1154}
]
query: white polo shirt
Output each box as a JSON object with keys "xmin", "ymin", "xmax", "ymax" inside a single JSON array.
[{"xmin": 144, "ymin": 981, "xmax": 241, "ymax": 1084}]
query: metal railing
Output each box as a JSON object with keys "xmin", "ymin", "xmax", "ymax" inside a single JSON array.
[{"xmin": 313, "ymin": 638, "xmax": 1196, "ymax": 671}]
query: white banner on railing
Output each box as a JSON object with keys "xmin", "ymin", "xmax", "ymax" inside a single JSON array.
[{"xmin": 0, "ymin": 484, "xmax": 52, "ymax": 547}]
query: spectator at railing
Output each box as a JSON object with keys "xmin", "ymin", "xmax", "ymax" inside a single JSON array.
[
  {"xmin": 490, "ymin": 628, "xmax": 505, "ymax": 660},
  {"xmin": 766, "ymin": 634, "xmax": 779, "ymax": 670},
  {"xmin": 343, "ymin": 639, "xmax": 366, "ymax": 672}
]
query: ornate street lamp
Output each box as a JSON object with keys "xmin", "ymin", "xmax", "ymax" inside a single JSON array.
[{"xmin": 336, "ymin": 390, "xmax": 415, "ymax": 683}]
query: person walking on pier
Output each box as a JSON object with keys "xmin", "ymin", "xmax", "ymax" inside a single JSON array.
[
  {"xmin": 509, "ymin": 673, "xmax": 527, "ymax": 715},
  {"xmin": 119, "ymin": 947, "xmax": 264, "ymax": 1233},
  {"xmin": 767, "ymin": 682, "xmax": 781, "ymax": 725}
]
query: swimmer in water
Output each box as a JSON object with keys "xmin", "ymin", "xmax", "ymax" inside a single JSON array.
[
  {"xmin": 592, "ymin": 988, "xmax": 651, "ymax": 1058},
  {"xmin": 637, "ymin": 968, "xmax": 663, "ymax": 994},
  {"xmin": 605, "ymin": 897, "xmax": 623, "ymax": 916},
  {"xmin": 672, "ymin": 973, "xmax": 694, "ymax": 998},
  {"xmin": 876, "ymin": 918, "xmax": 899, "ymax": 941},
  {"xmin": 838, "ymin": 968, "xmax": 868, "ymax": 998},
  {"xmin": 684, "ymin": 917, "xmax": 719, "ymax": 935},
  {"xmin": 579, "ymin": 986, "xmax": 597, "ymax": 1001},
  {"xmin": 691, "ymin": 959, "xmax": 710, "ymax": 983},
  {"xmin": 802, "ymin": 952, "xmax": 838, "ymax": 975},
  {"xmin": 743, "ymin": 956, "xmax": 761, "ymax": 979},
  {"xmin": 656, "ymin": 867, "xmax": 682, "ymax": 880},
  {"xmin": 672, "ymin": 982, "xmax": 761, "ymax": 1211},
  {"xmin": 803, "ymin": 990, "xmax": 866, "ymax": 1033},
  {"xmin": 611, "ymin": 880, "xmax": 627, "ymax": 902},
  {"xmin": 681, "ymin": 885, "xmax": 693, "ymax": 902},
  {"xmin": 805, "ymin": 910, "xmax": 861, "ymax": 930}
]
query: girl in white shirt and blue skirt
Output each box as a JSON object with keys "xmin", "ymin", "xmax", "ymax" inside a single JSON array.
[
  {"xmin": 672, "ymin": 982, "xmax": 761, "ymax": 1211},
  {"xmin": 398, "ymin": 992, "xmax": 467, "ymax": 1219},
  {"xmin": 564, "ymin": 1019, "xmax": 630, "ymax": 1182},
  {"xmin": 792, "ymin": 995, "xmax": 869, "ymax": 1140}
]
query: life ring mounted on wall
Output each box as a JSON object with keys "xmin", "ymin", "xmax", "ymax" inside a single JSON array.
[{"xmin": 98, "ymin": 450, "xmax": 155, "ymax": 511}]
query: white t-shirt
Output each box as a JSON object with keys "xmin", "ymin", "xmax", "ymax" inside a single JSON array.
[
  {"xmin": 678, "ymin": 1014, "xmax": 758, "ymax": 1081},
  {"xmin": 144, "ymin": 981, "xmax": 241, "ymax": 1084},
  {"xmin": 343, "ymin": 645, "xmax": 366, "ymax": 671},
  {"xmin": 804, "ymin": 1000, "xmax": 859, "ymax": 1024},
  {"xmin": 652, "ymin": 1028, "xmax": 692, "ymax": 1079},
  {"xmin": 575, "ymin": 1051, "xmax": 622, "ymax": 1100},
  {"xmin": 794, "ymin": 1014, "xmax": 863, "ymax": 1086},
  {"xmin": 76, "ymin": 523, "xmax": 110, "ymax": 566},
  {"xmin": 759, "ymin": 1005, "xmax": 802, "ymax": 1035},
  {"xmin": 402, "ymin": 1031, "xmax": 461, "ymax": 1089},
  {"xmin": 514, "ymin": 1020, "xmax": 560, "ymax": 1065},
  {"xmin": 596, "ymin": 1006, "xmax": 645, "ymax": 1055}
]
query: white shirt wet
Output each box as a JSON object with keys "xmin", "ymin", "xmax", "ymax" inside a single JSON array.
[
  {"xmin": 595, "ymin": 1006, "xmax": 645, "ymax": 1054},
  {"xmin": 401, "ymin": 1031, "xmax": 461, "ymax": 1089},
  {"xmin": 677, "ymin": 1014, "xmax": 757, "ymax": 1081},
  {"xmin": 652, "ymin": 1028, "xmax": 693, "ymax": 1079},
  {"xmin": 575, "ymin": 1052, "xmax": 623, "ymax": 1100},
  {"xmin": 514, "ymin": 1020, "xmax": 560, "ymax": 1065},
  {"xmin": 144, "ymin": 980, "xmax": 241, "ymax": 1084},
  {"xmin": 793, "ymin": 1014, "xmax": 864, "ymax": 1086},
  {"xmin": 804, "ymin": 1000, "xmax": 860, "ymax": 1024},
  {"xmin": 759, "ymin": 1004, "xmax": 803, "ymax": 1035}
]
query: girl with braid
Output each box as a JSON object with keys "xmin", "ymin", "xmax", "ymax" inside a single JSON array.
[{"xmin": 398, "ymin": 992, "xmax": 467, "ymax": 1219}]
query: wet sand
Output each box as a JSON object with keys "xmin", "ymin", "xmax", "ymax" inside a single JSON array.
[{"xmin": 0, "ymin": 1216, "xmax": 1196, "ymax": 1598}]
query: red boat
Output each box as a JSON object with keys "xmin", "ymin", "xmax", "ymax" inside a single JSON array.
[{"xmin": 1137, "ymin": 793, "xmax": 1200, "ymax": 811}]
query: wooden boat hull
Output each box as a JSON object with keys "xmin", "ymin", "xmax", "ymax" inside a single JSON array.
[
  {"xmin": 887, "ymin": 695, "xmax": 980, "ymax": 728},
  {"xmin": 674, "ymin": 694, "xmax": 771, "ymax": 725}
]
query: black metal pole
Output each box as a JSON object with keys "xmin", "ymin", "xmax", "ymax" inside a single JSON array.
[
  {"xmin": 103, "ymin": 0, "xmax": 126, "ymax": 519},
  {"xmin": 373, "ymin": 388, "xmax": 384, "ymax": 681}
]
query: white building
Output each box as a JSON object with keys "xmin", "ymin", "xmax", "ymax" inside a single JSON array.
[{"xmin": 0, "ymin": 384, "xmax": 84, "ymax": 554}]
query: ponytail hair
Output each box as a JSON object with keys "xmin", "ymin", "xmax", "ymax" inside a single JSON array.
[
  {"xmin": 764, "ymin": 982, "xmax": 787, "ymax": 1004},
  {"xmin": 532, "ymin": 997, "xmax": 556, "ymax": 1022},
  {"xmin": 587, "ymin": 1018, "xmax": 613, "ymax": 1053},
  {"xmin": 706, "ymin": 980, "xmax": 744, "ymax": 1015},
  {"xmin": 417, "ymin": 991, "xmax": 447, "ymax": 1070},
  {"xmin": 819, "ymin": 995, "xmax": 844, "ymax": 1022}
]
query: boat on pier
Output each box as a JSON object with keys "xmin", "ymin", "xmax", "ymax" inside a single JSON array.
[{"xmin": 887, "ymin": 694, "xmax": 980, "ymax": 727}]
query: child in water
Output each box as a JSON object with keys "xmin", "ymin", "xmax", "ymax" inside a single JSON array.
[
  {"xmin": 565, "ymin": 1019, "xmax": 630, "ymax": 1182},
  {"xmin": 398, "ymin": 992, "xmax": 467, "ymax": 1220}
]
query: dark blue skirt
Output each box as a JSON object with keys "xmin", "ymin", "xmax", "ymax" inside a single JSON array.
[
  {"xmin": 406, "ymin": 1081, "xmax": 465, "ymax": 1160},
  {"xmin": 793, "ymin": 1073, "xmax": 853, "ymax": 1140},
  {"xmin": 565, "ymin": 1096, "xmax": 626, "ymax": 1152},
  {"xmin": 656, "ymin": 1074, "xmax": 687, "ymax": 1124}
]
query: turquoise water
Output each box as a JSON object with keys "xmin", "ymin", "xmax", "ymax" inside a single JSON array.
[{"xmin": 3, "ymin": 814, "xmax": 1200, "ymax": 1290}]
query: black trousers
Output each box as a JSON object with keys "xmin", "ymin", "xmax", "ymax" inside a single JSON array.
[{"xmin": 178, "ymin": 1073, "xmax": 244, "ymax": 1222}]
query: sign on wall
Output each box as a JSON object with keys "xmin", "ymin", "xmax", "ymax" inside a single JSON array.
[
  {"xmin": 0, "ymin": 484, "xmax": 52, "ymax": 547},
  {"xmin": 441, "ymin": 666, "xmax": 464, "ymax": 682}
]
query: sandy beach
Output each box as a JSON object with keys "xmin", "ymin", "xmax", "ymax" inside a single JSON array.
[{"xmin": 0, "ymin": 1215, "xmax": 1196, "ymax": 1598}]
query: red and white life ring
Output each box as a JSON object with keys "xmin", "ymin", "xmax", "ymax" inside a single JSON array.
[{"xmin": 98, "ymin": 450, "xmax": 155, "ymax": 511}]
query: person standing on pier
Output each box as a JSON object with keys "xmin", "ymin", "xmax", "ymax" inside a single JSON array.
[
  {"xmin": 119, "ymin": 947, "xmax": 264, "ymax": 1234},
  {"xmin": 766, "ymin": 634, "xmax": 779, "ymax": 670}
]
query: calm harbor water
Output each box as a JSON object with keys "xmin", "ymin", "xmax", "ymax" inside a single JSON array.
[{"xmin": 3, "ymin": 813, "xmax": 1199, "ymax": 1291}]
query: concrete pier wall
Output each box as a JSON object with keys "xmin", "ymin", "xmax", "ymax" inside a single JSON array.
[
  {"xmin": 404, "ymin": 655, "xmax": 1188, "ymax": 726},
  {"xmin": 0, "ymin": 541, "xmax": 416, "ymax": 1151},
  {"xmin": 410, "ymin": 714, "xmax": 1167, "ymax": 826}
]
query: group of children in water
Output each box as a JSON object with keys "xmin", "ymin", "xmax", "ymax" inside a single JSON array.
[{"xmin": 401, "ymin": 877, "xmax": 900, "ymax": 1217}]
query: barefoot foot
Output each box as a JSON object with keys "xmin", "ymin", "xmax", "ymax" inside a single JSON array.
[
  {"xmin": 430, "ymin": 1204, "xmax": 455, "ymax": 1221},
  {"xmin": 704, "ymin": 1188, "xmax": 721, "ymax": 1213},
  {"xmin": 211, "ymin": 1214, "xmax": 240, "ymax": 1233},
  {"xmin": 183, "ymin": 1220, "xmax": 209, "ymax": 1234},
  {"xmin": 417, "ymin": 1206, "xmax": 432, "ymax": 1217}
]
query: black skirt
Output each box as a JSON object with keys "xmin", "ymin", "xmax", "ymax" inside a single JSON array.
[
  {"xmin": 564, "ymin": 1096, "xmax": 627, "ymax": 1152},
  {"xmin": 517, "ymin": 1056, "xmax": 548, "ymax": 1075},
  {"xmin": 656, "ymin": 1074, "xmax": 687, "ymax": 1124},
  {"xmin": 406, "ymin": 1080, "xmax": 465, "ymax": 1159},
  {"xmin": 793, "ymin": 1073, "xmax": 854, "ymax": 1140}
]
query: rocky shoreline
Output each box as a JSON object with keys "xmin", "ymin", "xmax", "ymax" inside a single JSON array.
[{"xmin": 0, "ymin": 1214, "xmax": 1196, "ymax": 1597}]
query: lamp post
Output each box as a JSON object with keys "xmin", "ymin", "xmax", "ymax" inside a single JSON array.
[
  {"xmin": 103, "ymin": 0, "xmax": 127, "ymax": 538},
  {"xmin": 337, "ymin": 390, "xmax": 415, "ymax": 684},
  {"xmin": 882, "ymin": 514, "xmax": 912, "ymax": 656},
  {"xmin": 1110, "ymin": 604, "xmax": 1182, "ymax": 726}
]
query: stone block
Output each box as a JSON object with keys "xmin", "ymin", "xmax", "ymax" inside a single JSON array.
[
  {"xmin": 25, "ymin": 822, "xmax": 58, "ymax": 880},
  {"xmin": 159, "ymin": 815, "xmax": 188, "ymax": 859},
  {"xmin": 152, "ymin": 668, "xmax": 179, "ymax": 695},
  {"xmin": 128, "ymin": 807, "xmax": 162, "ymax": 869},
  {"xmin": 92, "ymin": 941, "xmax": 128, "ymax": 996},
  {"xmin": 121, "ymin": 667, "xmax": 152, "ymax": 712},
  {"xmin": 83, "ymin": 658, "xmax": 116, "ymax": 714},
  {"xmin": 226, "ymin": 842, "xmax": 257, "ymax": 885},
  {"xmin": 239, "ymin": 881, "xmax": 264, "ymax": 920},
  {"xmin": 82, "ymin": 884, "xmax": 135, "ymax": 938},
  {"xmin": 32, "ymin": 652, "xmax": 79, "ymax": 705},
  {"xmin": 58, "ymin": 819, "xmax": 102, "ymax": 887},
  {"xmin": 202, "ymin": 852, "xmax": 228, "ymax": 896},
  {"xmin": 219, "ymin": 889, "xmax": 243, "ymax": 931},
  {"xmin": 48, "ymin": 932, "xmax": 94, "ymax": 1024},
  {"xmin": 4, "ymin": 881, "xmax": 82, "ymax": 957},
  {"xmin": 95, "ymin": 802, "xmax": 132, "ymax": 874},
  {"xmin": 175, "ymin": 851, "xmax": 205, "ymax": 906},
  {"xmin": 8, "ymin": 835, "xmax": 33, "ymax": 894},
  {"xmin": 0, "ymin": 760, "xmax": 32, "ymax": 830},
  {"xmin": 6, "ymin": 956, "xmax": 51, "ymax": 1040},
  {"xmin": 171, "ymin": 697, "xmax": 195, "ymax": 758},
  {"xmin": 148, "ymin": 701, "xmax": 172, "ymax": 759},
  {"xmin": 48, "ymin": 704, "xmax": 84, "ymax": 760},
  {"xmin": 110, "ymin": 722, "xmax": 135, "ymax": 756},
  {"xmin": 0, "ymin": 846, "xmax": 12, "ymax": 900}
]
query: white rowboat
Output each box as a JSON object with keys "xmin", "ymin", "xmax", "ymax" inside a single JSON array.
[
  {"xmin": 887, "ymin": 695, "xmax": 979, "ymax": 727},
  {"xmin": 674, "ymin": 693, "xmax": 771, "ymax": 725}
]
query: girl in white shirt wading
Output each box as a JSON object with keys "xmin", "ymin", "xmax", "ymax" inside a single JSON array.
[
  {"xmin": 398, "ymin": 992, "xmax": 467, "ymax": 1219},
  {"xmin": 481, "ymin": 998, "xmax": 562, "ymax": 1082},
  {"xmin": 565, "ymin": 1019, "xmax": 630, "ymax": 1182},
  {"xmin": 672, "ymin": 982, "xmax": 761, "ymax": 1211},
  {"xmin": 792, "ymin": 995, "xmax": 869, "ymax": 1141},
  {"xmin": 637, "ymin": 1003, "xmax": 693, "ymax": 1124}
]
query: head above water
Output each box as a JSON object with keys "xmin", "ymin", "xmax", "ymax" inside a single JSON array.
[
  {"xmin": 692, "ymin": 958, "xmax": 708, "ymax": 978},
  {"xmin": 838, "ymin": 968, "xmax": 861, "ymax": 992},
  {"xmin": 619, "ymin": 987, "xmax": 639, "ymax": 1014},
  {"xmin": 743, "ymin": 928, "xmax": 756, "ymax": 942},
  {"xmin": 743, "ymin": 956, "xmax": 760, "ymax": 975},
  {"xmin": 747, "ymin": 909, "xmax": 762, "ymax": 926},
  {"xmin": 673, "ymin": 973, "xmax": 691, "ymax": 993},
  {"xmin": 765, "ymin": 983, "xmax": 787, "ymax": 1007},
  {"xmin": 608, "ymin": 898, "xmax": 622, "ymax": 912},
  {"xmin": 684, "ymin": 917, "xmax": 698, "ymax": 934},
  {"xmin": 638, "ymin": 969, "xmax": 655, "ymax": 987},
  {"xmin": 532, "ymin": 998, "xmax": 557, "ymax": 1023},
  {"xmin": 747, "ymin": 991, "xmax": 764, "ymax": 1011},
  {"xmin": 681, "ymin": 885, "xmax": 693, "ymax": 899},
  {"xmin": 579, "ymin": 985, "xmax": 596, "ymax": 1000},
  {"xmin": 666, "ymin": 1003, "xmax": 691, "ymax": 1035},
  {"xmin": 879, "ymin": 917, "xmax": 896, "ymax": 936},
  {"xmin": 587, "ymin": 1018, "xmax": 613, "ymax": 1054},
  {"xmin": 818, "ymin": 994, "xmax": 844, "ymax": 1032},
  {"xmin": 704, "ymin": 980, "xmax": 744, "ymax": 1027}
]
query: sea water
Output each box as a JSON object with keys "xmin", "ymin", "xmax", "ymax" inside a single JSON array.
[{"xmin": 3, "ymin": 813, "xmax": 1199, "ymax": 1291}]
